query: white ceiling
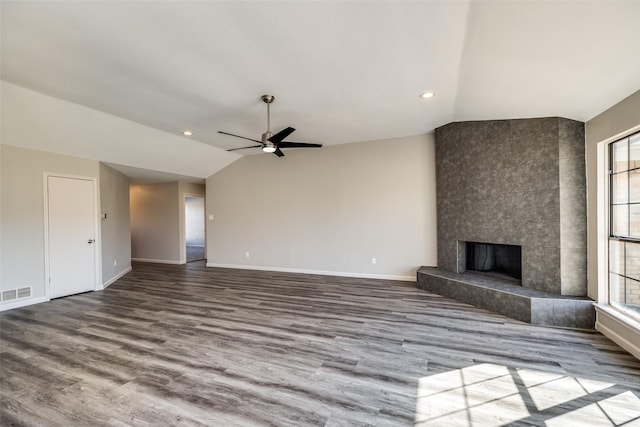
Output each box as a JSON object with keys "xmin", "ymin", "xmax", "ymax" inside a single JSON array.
[{"xmin": 2, "ymin": 1, "xmax": 639, "ymax": 181}]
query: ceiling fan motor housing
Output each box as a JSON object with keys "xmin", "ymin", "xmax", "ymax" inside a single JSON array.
[{"xmin": 261, "ymin": 131, "xmax": 273, "ymax": 143}]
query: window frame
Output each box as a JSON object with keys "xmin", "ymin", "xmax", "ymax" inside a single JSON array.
[{"xmin": 608, "ymin": 131, "xmax": 640, "ymax": 321}]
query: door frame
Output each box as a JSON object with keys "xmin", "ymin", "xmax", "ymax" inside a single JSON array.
[{"xmin": 43, "ymin": 172, "xmax": 103, "ymax": 299}]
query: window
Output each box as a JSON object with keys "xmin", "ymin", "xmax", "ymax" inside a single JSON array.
[{"xmin": 609, "ymin": 131, "xmax": 640, "ymax": 317}]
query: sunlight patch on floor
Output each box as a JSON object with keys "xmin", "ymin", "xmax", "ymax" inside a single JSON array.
[{"xmin": 414, "ymin": 363, "xmax": 640, "ymax": 426}]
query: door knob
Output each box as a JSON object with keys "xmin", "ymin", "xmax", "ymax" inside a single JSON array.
[{"xmin": 88, "ymin": 239, "xmax": 95, "ymax": 244}]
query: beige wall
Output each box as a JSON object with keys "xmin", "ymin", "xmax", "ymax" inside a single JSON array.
[
  {"xmin": 586, "ymin": 90, "xmax": 640, "ymax": 298},
  {"xmin": 100, "ymin": 163, "xmax": 132, "ymax": 285},
  {"xmin": 130, "ymin": 182, "xmax": 181, "ymax": 263},
  {"xmin": 180, "ymin": 182, "xmax": 206, "ymax": 196},
  {"xmin": 205, "ymin": 134, "xmax": 437, "ymax": 279},
  {"xmin": 0, "ymin": 145, "xmax": 100, "ymax": 300}
]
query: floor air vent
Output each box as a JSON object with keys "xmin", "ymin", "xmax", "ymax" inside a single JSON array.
[{"xmin": 1, "ymin": 287, "xmax": 31, "ymax": 302}]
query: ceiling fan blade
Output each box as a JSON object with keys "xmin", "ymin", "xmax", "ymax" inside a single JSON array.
[
  {"xmin": 274, "ymin": 147, "xmax": 285, "ymax": 157},
  {"xmin": 218, "ymin": 131, "xmax": 262, "ymax": 144},
  {"xmin": 268, "ymin": 127, "xmax": 296, "ymax": 144},
  {"xmin": 278, "ymin": 142, "xmax": 323, "ymax": 149},
  {"xmin": 226, "ymin": 145, "xmax": 262, "ymax": 152}
]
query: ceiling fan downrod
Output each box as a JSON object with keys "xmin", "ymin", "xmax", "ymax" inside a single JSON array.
[{"xmin": 261, "ymin": 94, "xmax": 276, "ymax": 152}]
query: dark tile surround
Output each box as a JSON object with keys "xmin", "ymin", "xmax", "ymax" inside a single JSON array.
[{"xmin": 434, "ymin": 117, "xmax": 586, "ymax": 296}]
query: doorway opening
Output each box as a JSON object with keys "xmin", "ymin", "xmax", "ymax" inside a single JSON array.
[{"xmin": 185, "ymin": 195, "xmax": 206, "ymax": 262}]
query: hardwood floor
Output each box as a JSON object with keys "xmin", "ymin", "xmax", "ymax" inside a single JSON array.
[
  {"xmin": 1, "ymin": 261, "xmax": 639, "ymax": 426},
  {"xmin": 186, "ymin": 246, "xmax": 205, "ymax": 262}
]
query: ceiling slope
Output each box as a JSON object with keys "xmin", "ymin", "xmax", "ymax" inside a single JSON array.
[
  {"xmin": 1, "ymin": 1, "xmax": 639, "ymax": 182},
  {"xmin": 1, "ymin": 81, "xmax": 240, "ymax": 179},
  {"xmin": 455, "ymin": 1, "xmax": 640, "ymax": 122},
  {"xmin": 1, "ymin": 1, "xmax": 468, "ymax": 149}
]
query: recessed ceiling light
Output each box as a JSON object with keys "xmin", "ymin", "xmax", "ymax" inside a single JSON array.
[
  {"xmin": 183, "ymin": 130, "xmax": 193, "ymax": 136},
  {"xmin": 419, "ymin": 91, "xmax": 435, "ymax": 99}
]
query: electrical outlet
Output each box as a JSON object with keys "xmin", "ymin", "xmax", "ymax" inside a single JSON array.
[
  {"xmin": 245, "ymin": 251, "xmax": 250, "ymax": 258},
  {"xmin": 208, "ymin": 214, "xmax": 214, "ymax": 221},
  {"xmin": 372, "ymin": 257, "xmax": 377, "ymax": 264}
]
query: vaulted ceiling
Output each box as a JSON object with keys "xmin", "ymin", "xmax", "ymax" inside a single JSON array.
[{"xmin": 2, "ymin": 1, "xmax": 639, "ymax": 180}]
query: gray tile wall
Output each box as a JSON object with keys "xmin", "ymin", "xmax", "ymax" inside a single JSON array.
[
  {"xmin": 434, "ymin": 117, "xmax": 586, "ymax": 296},
  {"xmin": 558, "ymin": 118, "xmax": 588, "ymax": 295}
]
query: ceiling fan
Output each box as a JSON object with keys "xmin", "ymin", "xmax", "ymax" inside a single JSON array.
[{"xmin": 219, "ymin": 94, "xmax": 322, "ymax": 157}]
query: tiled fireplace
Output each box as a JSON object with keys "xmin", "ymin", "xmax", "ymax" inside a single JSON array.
[{"xmin": 417, "ymin": 117, "xmax": 595, "ymax": 328}]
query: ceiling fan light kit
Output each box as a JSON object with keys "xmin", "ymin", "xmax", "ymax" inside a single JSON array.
[{"xmin": 219, "ymin": 94, "xmax": 322, "ymax": 157}]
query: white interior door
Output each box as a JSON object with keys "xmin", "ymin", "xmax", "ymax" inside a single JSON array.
[{"xmin": 47, "ymin": 176, "xmax": 97, "ymax": 298}]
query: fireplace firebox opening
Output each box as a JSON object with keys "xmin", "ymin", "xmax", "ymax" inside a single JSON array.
[{"xmin": 465, "ymin": 242, "xmax": 522, "ymax": 282}]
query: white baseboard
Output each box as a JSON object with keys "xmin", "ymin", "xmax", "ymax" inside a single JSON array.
[
  {"xmin": 132, "ymin": 258, "xmax": 182, "ymax": 265},
  {"xmin": 595, "ymin": 304, "xmax": 640, "ymax": 360},
  {"xmin": 205, "ymin": 263, "xmax": 415, "ymax": 282},
  {"xmin": 0, "ymin": 296, "xmax": 49, "ymax": 312},
  {"xmin": 186, "ymin": 244, "xmax": 205, "ymax": 247},
  {"xmin": 1, "ymin": 266, "xmax": 133, "ymax": 312},
  {"xmin": 103, "ymin": 266, "xmax": 133, "ymax": 288}
]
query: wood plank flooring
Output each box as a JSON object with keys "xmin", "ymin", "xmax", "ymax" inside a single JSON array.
[
  {"xmin": 186, "ymin": 246, "xmax": 205, "ymax": 263},
  {"xmin": 1, "ymin": 261, "xmax": 639, "ymax": 426}
]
